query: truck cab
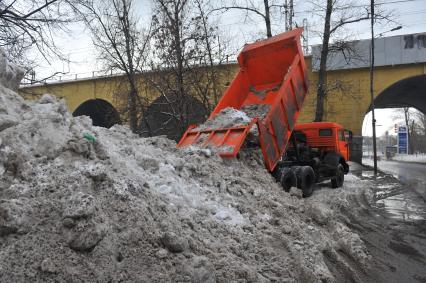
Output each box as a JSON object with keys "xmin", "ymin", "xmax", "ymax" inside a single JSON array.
[
  {"xmin": 275, "ymin": 122, "xmax": 352, "ymax": 197},
  {"xmin": 294, "ymin": 122, "xmax": 352, "ymax": 162}
]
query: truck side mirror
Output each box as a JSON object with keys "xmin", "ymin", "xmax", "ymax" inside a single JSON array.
[{"xmin": 344, "ymin": 130, "xmax": 353, "ymax": 141}]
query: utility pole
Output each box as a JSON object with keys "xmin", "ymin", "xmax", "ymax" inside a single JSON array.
[
  {"xmin": 370, "ymin": 0, "xmax": 378, "ymax": 175},
  {"xmin": 303, "ymin": 18, "xmax": 309, "ymax": 53},
  {"xmin": 285, "ymin": 0, "xmax": 288, "ymax": 31},
  {"xmin": 289, "ymin": 0, "xmax": 294, "ymax": 30},
  {"xmin": 284, "ymin": 0, "xmax": 294, "ymax": 31}
]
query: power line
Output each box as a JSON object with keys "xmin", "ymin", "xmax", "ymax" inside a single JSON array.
[
  {"xmin": 293, "ymin": 0, "xmax": 426, "ymax": 15},
  {"xmin": 214, "ymin": 1, "xmax": 424, "ymax": 27},
  {"xmin": 403, "ymin": 21, "xmax": 426, "ymax": 27},
  {"xmin": 402, "ymin": 9, "xmax": 426, "ymax": 15}
]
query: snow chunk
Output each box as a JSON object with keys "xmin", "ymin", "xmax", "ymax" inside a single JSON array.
[
  {"xmin": 194, "ymin": 107, "xmax": 252, "ymax": 130},
  {"xmin": 0, "ymin": 49, "xmax": 24, "ymax": 91}
]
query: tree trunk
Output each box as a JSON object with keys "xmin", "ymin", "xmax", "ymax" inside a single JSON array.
[
  {"xmin": 121, "ymin": 0, "xmax": 138, "ymax": 133},
  {"xmin": 263, "ymin": 0, "xmax": 272, "ymax": 38},
  {"xmin": 173, "ymin": 3, "xmax": 186, "ymax": 134},
  {"xmin": 195, "ymin": 0, "xmax": 218, "ymax": 111},
  {"xmin": 404, "ymin": 107, "xmax": 413, "ymax": 154},
  {"xmin": 129, "ymin": 86, "xmax": 138, "ymax": 132},
  {"xmin": 410, "ymin": 120, "xmax": 416, "ymax": 153},
  {"xmin": 314, "ymin": 0, "xmax": 333, "ymax": 122}
]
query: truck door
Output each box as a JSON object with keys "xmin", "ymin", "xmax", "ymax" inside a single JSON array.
[{"xmin": 338, "ymin": 129, "xmax": 349, "ymax": 160}]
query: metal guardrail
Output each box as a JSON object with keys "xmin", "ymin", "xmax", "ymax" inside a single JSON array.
[
  {"xmin": 19, "ymin": 52, "xmax": 315, "ymax": 87},
  {"xmin": 20, "ymin": 69, "xmax": 124, "ymax": 87}
]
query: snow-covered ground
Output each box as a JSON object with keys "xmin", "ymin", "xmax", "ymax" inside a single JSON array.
[
  {"xmin": 391, "ymin": 153, "xmax": 426, "ymax": 163},
  {"xmin": 1, "ymin": 49, "xmax": 374, "ymax": 282}
]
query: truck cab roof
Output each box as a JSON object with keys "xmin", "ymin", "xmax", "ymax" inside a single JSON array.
[{"xmin": 295, "ymin": 122, "xmax": 345, "ymax": 131}]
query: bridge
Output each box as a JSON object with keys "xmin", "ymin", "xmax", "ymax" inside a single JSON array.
[{"xmin": 20, "ymin": 32, "xmax": 426, "ymax": 160}]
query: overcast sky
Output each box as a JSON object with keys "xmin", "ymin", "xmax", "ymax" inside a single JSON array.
[
  {"xmin": 33, "ymin": 0, "xmax": 426, "ymax": 77},
  {"xmin": 31, "ymin": 0, "xmax": 426, "ymax": 137}
]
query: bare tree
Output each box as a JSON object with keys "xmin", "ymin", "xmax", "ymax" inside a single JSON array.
[
  {"xmin": 142, "ymin": 0, "xmax": 216, "ymax": 140},
  {"xmin": 404, "ymin": 108, "xmax": 426, "ymax": 154},
  {"xmin": 414, "ymin": 110, "xmax": 426, "ymax": 137},
  {"xmin": 75, "ymin": 0, "xmax": 152, "ymax": 133},
  {"xmin": 392, "ymin": 107, "xmax": 426, "ymax": 153},
  {"xmin": 310, "ymin": 0, "xmax": 393, "ymax": 121},
  {"xmin": 212, "ymin": 0, "xmax": 287, "ymax": 38},
  {"xmin": 190, "ymin": 0, "xmax": 233, "ymax": 111},
  {"xmin": 403, "ymin": 107, "xmax": 414, "ymax": 154},
  {"xmin": 412, "ymin": 110, "xmax": 426, "ymax": 153},
  {"xmin": 0, "ymin": 0, "xmax": 74, "ymax": 74}
]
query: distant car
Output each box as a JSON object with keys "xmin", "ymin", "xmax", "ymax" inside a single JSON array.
[{"xmin": 386, "ymin": 146, "xmax": 397, "ymax": 159}]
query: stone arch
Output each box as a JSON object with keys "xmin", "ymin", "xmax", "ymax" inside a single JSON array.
[
  {"xmin": 73, "ymin": 99, "xmax": 121, "ymax": 128},
  {"xmin": 140, "ymin": 95, "xmax": 208, "ymax": 142},
  {"xmin": 367, "ymin": 74, "xmax": 426, "ymax": 114},
  {"xmin": 359, "ymin": 75, "xmax": 426, "ymax": 162}
]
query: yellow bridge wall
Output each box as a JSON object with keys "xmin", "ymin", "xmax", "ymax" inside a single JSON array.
[{"xmin": 20, "ymin": 57, "xmax": 426, "ymax": 135}]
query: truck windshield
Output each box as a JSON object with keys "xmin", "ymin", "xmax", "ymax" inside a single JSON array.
[{"xmin": 292, "ymin": 131, "xmax": 307, "ymax": 143}]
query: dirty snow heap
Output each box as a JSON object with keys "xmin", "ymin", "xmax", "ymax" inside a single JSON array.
[{"xmin": 1, "ymin": 52, "xmax": 370, "ymax": 282}]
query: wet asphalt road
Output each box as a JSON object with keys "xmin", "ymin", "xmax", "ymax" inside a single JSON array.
[
  {"xmin": 376, "ymin": 160, "xmax": 426, "ymax": 194},
  {"xmin": 375, "ymin": 160, "xmax": 426, "ymax": 221},
  {"xmin": 353, "ymin": 159, "xmax": 426, "ymax": 283}
]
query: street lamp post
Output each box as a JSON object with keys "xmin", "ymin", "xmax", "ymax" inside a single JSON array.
[
  {"xmin": 369, "ymin": 0, "xmax": 402, "ymax": 176},
  {"xmin": 370, "ymin": 0, "xmax": 378, "ymax": 176},
  {"xmin": 377, "ymin": 26, "xmax": 402, "ymax": 37}
]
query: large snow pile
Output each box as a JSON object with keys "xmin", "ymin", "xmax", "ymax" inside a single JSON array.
[
  {"xmin": 1, "ymin": 55, "xmax": 371, "ymax": 282},
  {"xmin": 392, "ymin": 153, "xmax": 426, "ymax": 164}
]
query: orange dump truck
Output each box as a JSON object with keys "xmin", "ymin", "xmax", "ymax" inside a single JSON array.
[{"xmin": 177, "ymin": 29, "xmax": 351, "ymax": 197}]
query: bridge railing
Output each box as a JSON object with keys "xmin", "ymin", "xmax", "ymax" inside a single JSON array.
[
  {"xmin": 22, "ymin": 55, "xmax": 311, "ymax": 87},
  {"xmin": 20, "ymin": 69, "xmax": 126, "ymax": 87}
]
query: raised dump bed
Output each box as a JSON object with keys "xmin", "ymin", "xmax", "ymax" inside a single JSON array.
[{"xmin": 177, "ymin": 28, "xmax": 308, "ymax": 172}]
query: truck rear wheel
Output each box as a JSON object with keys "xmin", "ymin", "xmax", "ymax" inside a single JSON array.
[
  {"xmin": 272, "ymin": 166, "xmax": 283, "ymax": 181},
  {"xmin": 280, "ymin": 167, "xmax": 297, "ymax": 192},
  {"xmin": 331, "ymin": 164, "xmax": 344, "ymax": 188},
  {"xmin": 296, "ymin": 166, "xmax": 315, "ymax": 197}
]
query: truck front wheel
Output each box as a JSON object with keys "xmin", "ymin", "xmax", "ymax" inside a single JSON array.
[
  {"xmin": 296, "ymin": 166, "xmax": 315, "ymax": 197},
  {"xmin": 331, "ymin": 164, "xmax": 345, "ymax": 188}
]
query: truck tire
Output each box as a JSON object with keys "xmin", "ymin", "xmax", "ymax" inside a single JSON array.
[
  {"xmin": 296, "ymin": 166, "xmax": 315, "ymax": 198},
  {"xmin": 280, "ymin": 167, "xmax": 297, "ymax": 192},
  {"xmin": 272, "ymin": 166, "xmax": 283, "ymax": 181},
  {"xmin": 331, "ymin": 164, "xmax": 345, "ymax": 188}
]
